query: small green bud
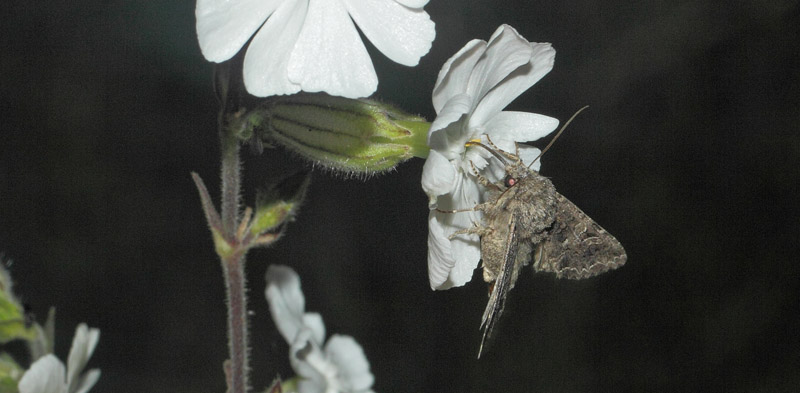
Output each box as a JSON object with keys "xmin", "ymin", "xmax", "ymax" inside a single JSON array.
[
  {"xmin": 212, "ymin": 229, "xmax": 234, "ymax": 258},
  {"xmin": 276, "ymin": 376, "xmax": 299, "ymax": 393},
  {"xmin": 251, "ymin": 171, "xmax": 310, "ymax": 236},
  {"xmin": 232, "ymin": 94, "xmax": 431, "ymax": 175},
  {"xmin": 0, "ymin": 353, "xmax": 23, "ymax": 392},
  {"xmin": 0, "ymin": 264, "xmax": 35, "ymax": 344}
]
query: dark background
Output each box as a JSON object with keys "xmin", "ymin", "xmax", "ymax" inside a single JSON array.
[{"xmin": 2, "ymin": 1, "xmax": 799, "ymax": 392}]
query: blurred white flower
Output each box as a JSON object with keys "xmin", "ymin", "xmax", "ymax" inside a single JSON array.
[
  {"xmin": 18, "ymin": 324, "xmax": 100, "ymax": 393},
  {"xmin": 196, "ymin": 0, "xmax": 436, "ymax": 99},
  {"xmin": 421, "ymin": 24, "xmax": 560, "ymax": 290},
  {"xmin": 266, "ymin": 265, "xmax": 374, "ymax": 393}
]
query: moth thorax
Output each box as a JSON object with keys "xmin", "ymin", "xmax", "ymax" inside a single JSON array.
[{"xmin": 505, "ymin": 164, "xmax": 532, "ymax": 183}]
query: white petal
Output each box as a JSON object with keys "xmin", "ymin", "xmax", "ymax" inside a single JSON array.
[
  {"xmin": 343, "ymin": 0, "xmax": 435, "ymax": 66},
  {"xmin": 325, "ymin": 335, "xmax": 374, "ymax": 391},
  {"xmin": 66, "ymin": 324, "xmax": 99, "ymax": 391},
  {"xmin": 296, "ymin": 379, "xmax": 326, "ymax": 393},
  {"xmin": 266, "ymin": 265, "xmax": 308, "ymax": 343},
  {"xmin": 431, "ymin": 39, "xmax": 485, "ymax": 113},
  {"xmin": 446, "ymin": 234, "xmax": 481, "ymax": 288},
  {"xmin": 288, "ymin": 0, "xmax": 377, "ymax": 98},
  {"xmin": 471, "ymin": 41, "xmax": 555, "ymax": 129},
  {"xmin": 19, "ymin": 355, "xmax": 65, "ymax": 393},
  {"xmin": 427, "ymin": 211, "xmax": 456, "ymax": 290},
  {"xmin": 469, "ymin": 138, "xmax": 507, "ymax": 180},
  {"xmin": 483, "ymin": 111, "xmax": 559, "ymax": 144},
  {"xmin": 427, "ymin": 174, "xmax": 483, "ymax": 290},
  {"xmin": 242, "ymin": 0, "xmax": 307, "ymax": 97},
  {"xmin": 302, "ymin": 313, "xmax": 326, "ymax": 346},
  {"xmin": 73, "ymin": 369, "xmax": 101, "ymax": 393},
  {"xmin": 518, "ymin": 145, "xmax": 543, "ymax": 172},
  {"xmin": 461, "ymin": 145, "xmax": 491, "ymax": 173},
  {"xmin": 195, "ymin": 0, "xmax": 282, "ymax": 62},
  {"xmin": 427, "ymin": 93, "xmax": 473, "ymax": 154},
  {"xmin": 393, "ymin": 0, "xmax": 428, "ymax": 7},
  {"xmin": 438, "ymin": 175, "xmax": 483, "ymax": 289},
  {"xmin": 289, "ymin": 330, "xmax": 329, "ymax": 390},
  {"xmin": 466, "ymin": 25, "xmax": 534, "ymax": 117},
  {"xmin": 421, "ymin": 150, "xmax": 457, "ymax": 205}
]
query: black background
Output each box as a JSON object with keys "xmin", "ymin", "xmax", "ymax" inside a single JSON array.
[{"xmin": 2, "ymin": 1, "xmax": 799, "ymax": 392}]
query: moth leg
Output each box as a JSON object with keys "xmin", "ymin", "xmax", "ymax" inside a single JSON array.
[
  {"xmin": 499, "ymin": 143, "xmax": 524, "ymax": 165},
  {"xmin": 467, "ymin": 160, "xmax": 502, "ymax": 191},
  {"xmin": 484, "ymin": 135, "xmax": 501, "ymax": 151},
  {"xmin": 448, "ymin": 225, "xmax": 491, "ymax": 239},
  {"xmin": 484, "ymin": 136, "xmax": 525, "ymax": 165},
  {"xmin": 435, "ymin": 199, "xmax": 493, "ymax": 215},
  {"xmin": 435, "ymin": 207, "xmax": 475, "ymax": 214}
]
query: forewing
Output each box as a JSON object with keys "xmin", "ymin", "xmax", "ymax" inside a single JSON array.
[
  {"xmin": 478, "ymin": 215, "xmax": 519, "ymax": 358},
  {"xmin": 533, "ymin": 193, "xmax": 626, "ymax": 279}
]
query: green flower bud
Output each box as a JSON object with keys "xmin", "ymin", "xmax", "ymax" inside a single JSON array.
[
  {"xmin": 251, "ymin": 171, "xmax": 310, "ymax": 237},
  {"xmin": 232, "ymin": 94, "xmax": 430, "ymax": 175},
  {"xmin": 0, "ymin": 263, "xmax": 35, "ymax": 344},
  {"xmin": 0, "ymin": 353, "xmax": 23, "ymax": 391}
]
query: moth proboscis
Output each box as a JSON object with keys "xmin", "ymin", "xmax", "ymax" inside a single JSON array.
[{"xmin": 443, "ymin": 115, "xmax": 627, "ymax": 358}]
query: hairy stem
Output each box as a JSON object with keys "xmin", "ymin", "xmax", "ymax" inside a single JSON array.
[
  {"xmin": 220, "ymin": 137, "xmax": 241, "ymax": 235},
  {"xmin": 222, "ymin": 249, "xmax": 249, "ymax": 393},
  {"xmin": 220, "ymin": 125, "xmax": 249, "ymax": 392}
]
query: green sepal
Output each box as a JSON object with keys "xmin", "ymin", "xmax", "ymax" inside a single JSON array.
[
  {"xmin": 274, "ymin": 376, "xmax": 299, "ymax": 393},
  {"xmin": 251, "ymin": 171, "xmax": 311, "ymax": 236},
  {"xmin": 0, "ymin": 353, "xmax": 23, "ymax": 393},
  {"xmin": 231, "ymin": 93, "xmax": 431, "ymax": 175},
  {"xmin": 212, "ymin": 228, "xmax": 234, "ymax": 258}
]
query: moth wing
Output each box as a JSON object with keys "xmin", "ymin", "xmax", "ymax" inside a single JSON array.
[
  {"xmin": 533, "ymin": 193, "xmax": 627, "ymax": 279},
  {"xmin": 478, "ymin": 215, "xmax": 519, "ymax": 358}
]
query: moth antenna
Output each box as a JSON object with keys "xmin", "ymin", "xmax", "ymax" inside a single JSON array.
[
  {"xmin": 465, "ymin": 141, "xmax": 509, "ymax": 166},
  {"xmin": 528, "ymin": 105, "xmax": 590, "ymax": 169}
]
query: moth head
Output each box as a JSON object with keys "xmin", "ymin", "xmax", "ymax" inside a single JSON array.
[
  {"xmin": 504, "ymin": 175, "xmax": 517, "ymax": 188},
  {"xmin": 503, "ymin": 162, "xmax": 533, "ymax": 188}
]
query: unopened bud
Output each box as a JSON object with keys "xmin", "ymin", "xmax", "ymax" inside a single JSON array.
[{"xmin": 232, "ymin": 94, "xmax": 430, "ymax": 175}]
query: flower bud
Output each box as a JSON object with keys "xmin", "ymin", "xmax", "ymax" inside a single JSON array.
[
  {"xmin": 0, "ymin": 263, "xmax": 36, "ymax": 343},
  {"xmin": 250, "ymin": 171, "xmax": 310, "ymax": 238},
  {"xmin": 233, "ymin": 94, "xmax": 430, "ymax": 175}
]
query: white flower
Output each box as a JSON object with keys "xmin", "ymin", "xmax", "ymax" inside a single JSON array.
[
  {"xmin": 196, "ymin": 0, "xmax": 436, "ymax": 99},
  {"xmin": 421, "ymin": 24, "xmax": 560, "ymax": 290},
  {"xmin": 266, "ymin": 265, "xmax": 374, "ymax": 393},
  {"xmin": 18, "ymin": 324, "xmax": 100, "ymax": 393}
]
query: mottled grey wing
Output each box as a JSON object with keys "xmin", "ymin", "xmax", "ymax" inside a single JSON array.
[
  {"xmin": 532, "ymin": 193, "xmax": 626, "ymax": 279},
  {"xmin": 478, "ymin": 215, "xmax": 519, "ymax": 358}
]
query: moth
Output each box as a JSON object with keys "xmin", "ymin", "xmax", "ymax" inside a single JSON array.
[{"xmin": 446, "ymin": 134, "xmax": 627, "ymax": 358}]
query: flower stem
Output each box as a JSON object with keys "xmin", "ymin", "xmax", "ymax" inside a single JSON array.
[
  {"xmin": 222, "ymin": 249, "xmax": 249, "ymax": 393},
  {"xmin": 220, "ymin": 135, "xmax": 241, "ymax": 235},
  {"xmin": 220, "ymin": 125, "xmax": 249, "ymax": 393}
]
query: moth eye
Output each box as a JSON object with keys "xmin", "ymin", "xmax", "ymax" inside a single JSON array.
[{"xmin": 504, "ymin": 176, "xmax": 517, "ymax": 187}]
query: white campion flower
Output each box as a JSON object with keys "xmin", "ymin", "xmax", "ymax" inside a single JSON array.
[
  {"xmin": 196, "ymin": 0, "xmax": 436, "ymax": 99},
  {"xmin": 421, "ymin": 24, "xmax": 560, "ymax": 290},
  {"xmin": 18, "ymin": 324, "xmax": 100, "ymax": 393},
  {"xmin": 266, "ymin": 265, "xmax": 374, "ymax": 393}
]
